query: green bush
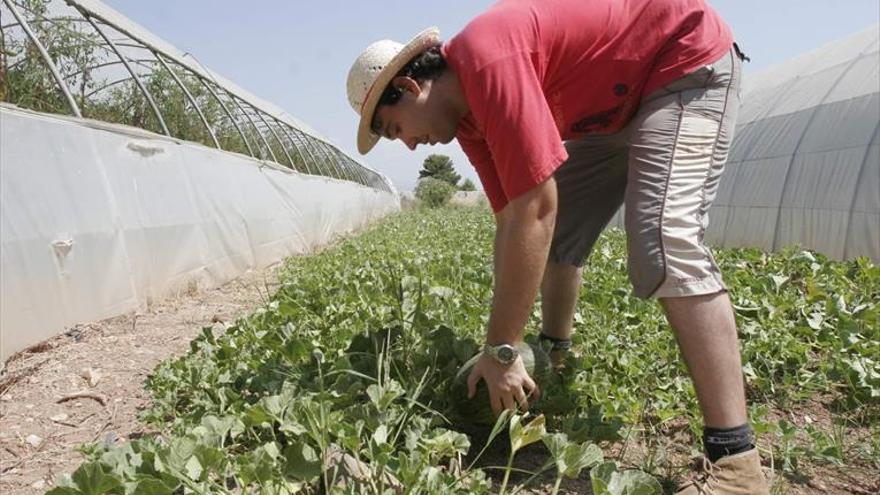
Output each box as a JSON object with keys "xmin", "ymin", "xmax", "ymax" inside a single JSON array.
[
  {"xmin": 415, "ymin": 177, "xmax": 455, "ymax": 207},
  {"xmin": 459, "ymin": 178, "xmax": 477, "ymax": 191}
]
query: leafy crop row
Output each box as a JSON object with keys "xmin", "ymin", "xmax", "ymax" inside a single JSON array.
[{"xmin": 49, "ymin": 207, "xmax": 879, "ymax": 494}]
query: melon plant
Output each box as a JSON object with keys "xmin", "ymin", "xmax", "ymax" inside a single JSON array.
[
  {"xmin": 451, "ymin": 341, "xmax": 554, "ymax": 425},
  {"xmin": 44, "ymin": 207, "xmax": 877, "ymax": 494}
]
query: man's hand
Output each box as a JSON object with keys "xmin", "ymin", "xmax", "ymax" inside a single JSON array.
[{"xmin": 467, "ymin": 352, "xmax": 540, "ymax": 417}]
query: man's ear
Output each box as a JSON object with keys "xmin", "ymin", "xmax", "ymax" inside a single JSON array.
[{"xmin": 391, "ymin": 76, "xmax": 422, "ymax": 95}]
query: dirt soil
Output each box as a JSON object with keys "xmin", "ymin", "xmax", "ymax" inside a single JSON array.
[{"xmin": 0, "ymin": 265, "xmax": 282, "ymax": 494}]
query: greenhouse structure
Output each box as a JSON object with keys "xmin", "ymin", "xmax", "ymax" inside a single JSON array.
[
  {"xmin": 709, "ymin": 24, "xmax": 879, "ymax": 262},
  {"xmin": 611, "ymin": 24, "xmax": 879, "ymax": 263},
  {"xmin": 0, "ymin": 0, "xmax": 399, "ymax": 361}
]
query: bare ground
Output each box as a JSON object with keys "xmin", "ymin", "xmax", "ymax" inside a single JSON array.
[{"xmin": 0, "ymin": 265, "xmax": 282, "ymax": 494}]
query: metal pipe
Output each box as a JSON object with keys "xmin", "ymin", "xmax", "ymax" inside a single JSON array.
[
  {"xmin": 338, "ymin": 150, "xmax": 367, "ymax": 185},
  {"xmin": 289, "ymin": 127, "xmax": 330, "ymax": 177},
  {"xmin": 228, "ymin": 96, "xmax": 278, "ymax": 163},
  {"xmin": 195, "ymin": 77, "xmax": 256, "ymax": 157},
  {"xmin": 63, "ymin": 57, "xmax": 156, "ymax": 80},
  {"xmin": 315, "ymin": 140, "xmax": 348, "ymax": 181},
  {"xmin": 252, "ymin": 108, "xmax": 296, "ymax": 169},
  {"xmin": 83, "ymin": 74, "xmax": 132, "ymax": 98},
  {"xmin": 1, "ymin": 15, "xmax": 91, "ymax": 31},
  {"xmin": 273, "ymin": 120, "xmax": 314, "ymax": 175},
  {"xmin": 345, "ymin": 154, "xmax": 370, "ymax": 186},
  {"xmin": 304, "ymin": 135, "xmax": 339, "ymax": 179},
  {"xmin": 153, "ymin": 51, "xmax": 220, "ymax": 149},
  {"xmin": 328, "ymin": 146, "xmax": 355, "ymax": 182},
  {"xmin": 3, "ymin": 0, "xmax": 82, "ymax": 117},
  {"xmin": 81, "ymin": 12, "xmax": 169, "ymax": 135}
]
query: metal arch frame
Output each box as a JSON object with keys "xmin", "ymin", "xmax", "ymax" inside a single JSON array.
[
  {"xmin": 340, "ymin": 155, "xmax": 364, "ymax": 186},
  {"xmin": 83, "ymin": 74, "xmax": 132, "ymax": 98},
  {"xmin": 249, "ymin": 107, "xmax": 297, "ymax": 169},
  {"xmin": 291, "ymin": 130, "xmax": 334, "ymax": 178},
  {"xmin": 337, "ymin": 147, "xmax": 366, "ymax": 185},
  {"xmin": 228, "ymin": 95, "xmax": 279, "ymax": 163},
  {"xmin": 313, "ymin": 140, "xmax": 346, "ymax": 181},
  {"xmin": 1, "ymin": 14, "xmax": 92, "ymax": 31},
  {"xmin": 271, "ymin": 123, "xmax": 308, "ymax": 174},
  {"xmin": 328, "ymin": 145, "xmax": 359, "ymax": 184},
  {"xmin": 336, "ymin": 149, "xmax": 367, "ymax": 186},
  {"xmin": 310, "ymin": 138, "xmax": 344, "ymax": 180},
  {"xmin": 286, "ymin": 126, "xmax": 330, "ymax": 177},
  {"xmin": 79, "ymin": 11, "xmax": 169, "ymax": 135},
  {"xmin": 61, "ymin": 58, "xmax": 159, "ymax": 80},
  {"xmin": 347, "ymin": 154, "xmax": 371, "ymax": 186},
  {"xmin": 4, "ymin": 0, "xmax": 393, "ymax": 190},
  {"xmin": 1, "ymin": 12, "xmax": 150, "ymax": 62},
  {"xmin": 323, "ymin": 139, "xmax": 352, "ymax": 181},
  {"xmin": 271, "ymin": 118, "xmax": 314, "ymax": 175},
  {"xmin": 81, "ymin": 58, "xmax": 168, "ymax": 98},
  {"xmin": 195, "ymin": 77, "xmax": 256, "ymax": 157},
  {"xmin": 2, "ymin": 0, "xmax": 81, "ymax": 117},
  {"xmin": 153, "ymin": 51, "xmax": 220, "ymax": 149}
]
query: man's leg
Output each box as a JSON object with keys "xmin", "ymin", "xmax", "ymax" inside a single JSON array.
[
  {"xmin": 660, "ymin": 291, "xmax": 747, "ymax": 428},
  {"xmin": 540, "ymin": 261, "xmax": 582, "ymax": 341},
  {"xmin": 543, "ymin": 133, "xmax": 628, "ymax": 352},
  {"xmin": 625, "ymin": 48, "xmax": 768, "ymax": 492}
]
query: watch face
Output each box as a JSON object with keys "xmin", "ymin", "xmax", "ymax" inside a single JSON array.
[{"xmin": 497, "ymin": 346, "xmax": 515, "ymax": 363}]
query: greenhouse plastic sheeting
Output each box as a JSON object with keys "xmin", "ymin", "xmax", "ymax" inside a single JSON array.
[
  {"xmin": 712, "ymin": 25, "xmax": 879, "ymax": 261},
  {"xmin": 610, "ymin": 25, "xmax": 879, "ymax": 262},
  {"xmin": 0, "ymin": 105, "xmax": 399, "ymax": 362}
]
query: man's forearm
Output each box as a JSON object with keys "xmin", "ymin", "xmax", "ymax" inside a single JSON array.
[{"xmin": 487, "ymin": 180, "xmax": 557, "ymax": 345}]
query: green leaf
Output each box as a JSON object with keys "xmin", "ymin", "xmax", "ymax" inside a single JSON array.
[
  {"xmin": 510, "ymin": 413, "xmax": 546, "ymax": 453},
  {"xmin": 283, "ymin": 442, "xmax": 322, "ymax": 481},
  {"xmin": 373, "ymin": 424, "xmax": 389, "ymax": 446},
  {"xmin": 562, "ymin": 442, "xmax": 603, "ymax": 478},
  {"xmin": 544, "ymin": 433, "xmax": 604, "ymax": 478},
  {"xmin": 422, "ymin": 429, "xmax": 471, "ymax": 459},
  {"xmin": 613, "ymin": 470, "xmax": 663, "ymax": 495},
  {"xmin": 131, "ymin": 478, "xmax": 175, "ymax": 495},
  {"xmin": 45, "ymin": 488, "xmax": 81, "ymax": 495},
  {"xmin": 69, "ymin": 463, "xmax": 123, "ymax": 495},
  {"xmin": 591, "ymin": 461, "xmax": 661, "ymax": 495},
  {"xmin": 184, "ymin": 456, "xmax": 202, "ymax": 481}
]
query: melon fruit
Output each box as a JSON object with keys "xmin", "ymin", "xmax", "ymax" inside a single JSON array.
[{"xmin": 450, "ymin": 341, "xmax": 553, "ymax": 426}]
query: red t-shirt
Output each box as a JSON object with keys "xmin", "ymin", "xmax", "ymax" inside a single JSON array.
[{"xmin": 443, "ymin": 0, "xmax": 734, "ymax": 212}]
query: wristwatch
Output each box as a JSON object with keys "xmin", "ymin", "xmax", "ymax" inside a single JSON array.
[{"xmin": 483, "ymin": 343, "xmax": 519, "ymax": 365}]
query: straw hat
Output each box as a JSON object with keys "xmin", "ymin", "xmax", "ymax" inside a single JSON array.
[{"xmin": 347, "ymin": 27, "xmax": 440, "ymax": 154}]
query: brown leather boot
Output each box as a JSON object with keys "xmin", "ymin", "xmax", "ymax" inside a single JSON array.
[{"xmin": 675, "ymin": 449, "xmax": 770, "ymax": 494}]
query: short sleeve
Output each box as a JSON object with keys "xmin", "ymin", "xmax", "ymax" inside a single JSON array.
[
  {"xmin": 464, "ymin": 52, "xmax": 568, "ymax": 205},
  {"xmin": 458, "ymin": 135, "xmax": 509, "ymax": 211}
]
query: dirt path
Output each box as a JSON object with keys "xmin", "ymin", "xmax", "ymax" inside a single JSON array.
[{"xmin": 0, "ymin": 265, "xmax": 282, "ymax": 493}]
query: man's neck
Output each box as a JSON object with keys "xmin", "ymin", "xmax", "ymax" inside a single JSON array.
[{"xmin": 436, "ymin": 68, "xmax": 470, "ymax": 121}]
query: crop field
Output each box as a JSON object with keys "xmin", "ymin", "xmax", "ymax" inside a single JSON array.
[{"xmin": 48, "ymin": 207, "xmax": 878, "ymax": 494}]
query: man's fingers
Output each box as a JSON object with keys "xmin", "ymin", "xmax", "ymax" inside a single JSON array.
[
  {"xmin": 501, "ymin": 392, "xmax": 516, "ymax": 413},
  {"xmin": 467, "ymin": 367, "xmax": 480, "ymax": 399},
  {"xmin": 515, "ymin": 388, "xmax": 530, "ymax": 411},
  {"xmin": 524, "ymin": 375, "xmax": 541, "ymax": 401},
  {"xmin": 490, "ymin": 391, "xmax": 503, "ymax": 417}
]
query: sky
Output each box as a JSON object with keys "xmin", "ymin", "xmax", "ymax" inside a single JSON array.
[{"xmin": 101, "ymin": 0, "xmax": 880, "ymax": 192}]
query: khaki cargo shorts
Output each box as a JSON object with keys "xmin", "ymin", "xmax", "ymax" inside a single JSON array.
[{"xmin": 549, "ymin": 47, "xmax": 742, "ymax": 298}]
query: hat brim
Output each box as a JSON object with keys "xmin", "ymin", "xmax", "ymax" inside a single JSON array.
[{"xmin": 357, "ymin": 27, "xmax": 441, "ymax": 154}]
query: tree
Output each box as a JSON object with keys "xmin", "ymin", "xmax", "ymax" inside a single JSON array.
[
  {"xmin": 419, "ymin": 154, "xmax": 461, "ymax": 187},
  {"xmin": 459, "ymin": 178, "xmax": 476, "ymax": 191},
  {"xmin": 415, "ymin": 177, "xmax": 455, "ymax": 207}
]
